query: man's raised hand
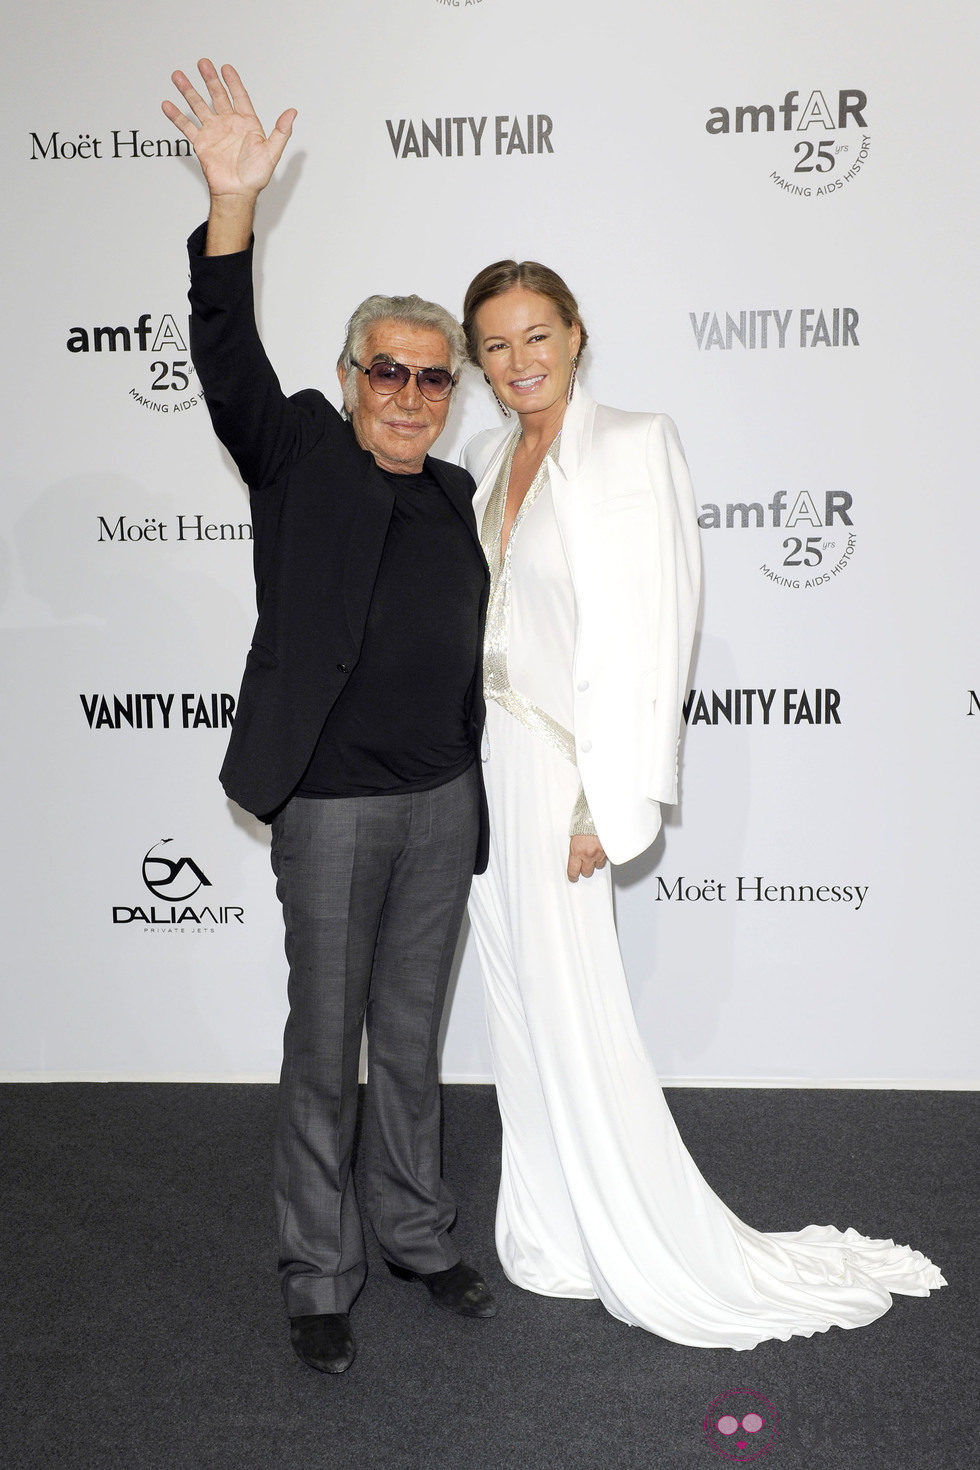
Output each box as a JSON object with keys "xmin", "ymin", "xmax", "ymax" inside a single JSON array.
[{"xmin": 162, "ymin": 59, "xmax": 296, "ymax": 202}]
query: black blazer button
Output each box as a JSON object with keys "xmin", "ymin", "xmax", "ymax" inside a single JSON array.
[{"xmin": 337, "ymin": 662, "xmax": 350, "ymax": 675}]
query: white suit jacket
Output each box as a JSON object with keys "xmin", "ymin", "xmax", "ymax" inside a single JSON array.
[{"xmin": 463, "ymin": 388, "xmax": 701, "ymax": 864}]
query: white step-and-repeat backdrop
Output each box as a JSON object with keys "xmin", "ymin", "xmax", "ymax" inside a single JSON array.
[{"xmin": 3, "ymin": 1, "xmax": 976, "ymax": 1082}]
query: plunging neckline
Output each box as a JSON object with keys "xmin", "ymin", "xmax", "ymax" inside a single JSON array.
[{"xmin": 491, "ymin": 432, "xmax": 561, "ymax": 570}]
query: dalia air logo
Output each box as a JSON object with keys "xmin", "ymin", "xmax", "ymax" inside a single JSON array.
[
  {"xmin": 65, "ymin": 310, "xmax": 203, "ymax": 418},
  {"xmin": 705, "ymin": 89, "xmax": 870, "ymax": 198},
  {"xmin": 698, "ymin": 489, "xmax": 857, "ymax": 591},
  {"xmin": 142, "ymin": 840, "xmax": 210, "ymax": 902},
  {"xmin": 112, "ymin": 837, "xmax": 245, "ymax": 934}
]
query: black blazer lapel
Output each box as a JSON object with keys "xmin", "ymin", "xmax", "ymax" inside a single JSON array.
[{"xmin": 428, "ymin": 457, "xmax": 489, "ymax": 573}]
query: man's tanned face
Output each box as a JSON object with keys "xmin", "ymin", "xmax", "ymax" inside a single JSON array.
[{"xmin": 339, "ymin": 320, "xmax": 453, "ymax": 475}]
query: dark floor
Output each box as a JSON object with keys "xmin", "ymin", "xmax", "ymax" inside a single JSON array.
[{"xmin": 1, "ymin": 1085, "xmax": 974, "ymax": 1469}]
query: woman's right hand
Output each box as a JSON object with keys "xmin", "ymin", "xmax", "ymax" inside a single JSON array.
[
  {"xmin": 567, "ymin": 834, "xmax": 608, "ymax": 883},
  {"xmin": 162, "ymin": 59, "xmax": 296, "ymax": 203}
]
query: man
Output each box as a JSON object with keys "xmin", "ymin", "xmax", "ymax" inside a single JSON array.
[{"xmin": 163, "ymin": 61, "xmax": 494, "ymax": 1376}]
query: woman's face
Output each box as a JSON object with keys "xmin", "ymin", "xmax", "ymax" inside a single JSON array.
[{"xmin": 475, "ymin": 287, "xmax": 581, "ymax": 420}]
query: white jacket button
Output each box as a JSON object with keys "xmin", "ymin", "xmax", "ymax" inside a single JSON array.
[
  {"xmin": 577, "ymin": 679, "xmax": 590, "ymax": 692},
  {"xmin": 580, "ymin": 738, "xmax": 592, "ymax": 753}
]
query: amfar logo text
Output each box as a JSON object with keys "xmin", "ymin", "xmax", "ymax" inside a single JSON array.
[
  {"xmin": 705, "ymin": 91, "xmax": 867, "ymax": 135},
  {"xmin": 698, "ymin": 491, "xmax": 853, "ymax": 532},
  {"xmin": 66, "ymin": 314, "xmax": 187, "ymax": 355},
  {"xmin": 386, "ymin": 115, "xmax": 553, "ymax": 158},
  {"xmin": 704, "ymin": 89, "xmax": 871, "ymax": 198},
  {"xmin": 698, "ymin": 491, "xmax": 857, "ymax": 591},
  {"xmin": 64, "ymin": 312, "xmax": 201, "ymax": 415}
]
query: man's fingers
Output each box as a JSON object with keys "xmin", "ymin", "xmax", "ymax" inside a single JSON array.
[
  {"xmin": 221, "ymin": 64, "xmax": 257, "ymax": 118},
  {"xmin": 197, "ymin": 57, "xmax": 233, "ymax": 115},
  {"xmin": 166, "ymin": 62, "xmax": 295, "ymax": 163},
  {"xmin": 161, "ymin": 99, "xmax": 196, "ymax": 138},
  {"xmin": 170, "ymin": 69, "xmax": 212, "ymax": 124}
]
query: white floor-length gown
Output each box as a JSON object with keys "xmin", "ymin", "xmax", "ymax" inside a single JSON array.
[{"xmin": 467, "ymin": 433, "xmax": 945, "ymax": 1349}]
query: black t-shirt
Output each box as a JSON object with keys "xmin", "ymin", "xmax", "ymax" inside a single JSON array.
[{"xmin": 297, "ymin": 464, "xmax": 483, "ymax": 797}]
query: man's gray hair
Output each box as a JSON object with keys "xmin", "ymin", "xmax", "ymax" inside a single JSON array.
[{"xmin": 337, "ymin": 294, "xmax": 467, "ymax": 412}]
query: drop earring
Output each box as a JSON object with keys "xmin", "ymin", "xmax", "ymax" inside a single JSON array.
[
  {"xmin": 566, "ymin": 356, "xmax": 578, "ymax": 405},
  {"xmin": 484, "ymin": 372, "xmax": 511, "ymax": 418}
]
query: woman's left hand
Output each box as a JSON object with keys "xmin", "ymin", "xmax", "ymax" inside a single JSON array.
[{"xmin": 567, "ymin": 835, "xmax": 608, "ymax": 882}]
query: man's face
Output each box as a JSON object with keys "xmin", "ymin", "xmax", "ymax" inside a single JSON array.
[{"xmin": 338, "ymin": 320, "xmax": 454, "ymax": 474}]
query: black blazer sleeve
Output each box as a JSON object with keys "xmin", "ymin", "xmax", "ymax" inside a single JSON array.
[{"xmin": 187, "ymin": 223, "xmax": 330, "ymax": 490}]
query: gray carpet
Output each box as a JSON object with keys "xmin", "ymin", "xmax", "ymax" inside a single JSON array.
[{"xmin": 1, "ymin": 1085, "xmax": 973, "ymax": 1469}]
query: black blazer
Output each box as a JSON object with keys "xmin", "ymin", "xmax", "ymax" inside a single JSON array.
[{"xmin": 187, "ymin": 227, "xmax": 490, "ymax": 871}]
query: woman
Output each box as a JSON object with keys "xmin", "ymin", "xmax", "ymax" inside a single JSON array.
[{"xmin": 460, "ymin": 260, "xmax": 944, "ymax": 1348}]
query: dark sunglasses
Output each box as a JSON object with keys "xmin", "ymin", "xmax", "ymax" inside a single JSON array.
[{"xmin": 350, "ymin": 358, "xmax": 457, "ymax": 402}]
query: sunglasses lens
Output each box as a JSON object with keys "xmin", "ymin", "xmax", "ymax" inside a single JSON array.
[
  {"xmin": 417, "ymin": 369, "xmax": 454, "ymax": 400},
  {"xmin": 368, "ymin": 362, "xmax": 409, "ymax": 394},
  {"xmin": 364, "ymin": 362, "xmax": 454, "ymax": 399}
]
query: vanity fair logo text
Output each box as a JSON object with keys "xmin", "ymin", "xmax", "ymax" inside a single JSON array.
[
  {"xmin": 386, "ymin": 114, "xmax": 553, "ymax": 158},
  {"xmin": 81, "ymin": 693, "xmax": 237, "ymax": 731},
  {"xmin": 683, "ymin": 689, "xmax": 842, "ymax": 726},
  {"xmin": 690, "ymin": 309, "xmax": 859, "ymax": 350}
]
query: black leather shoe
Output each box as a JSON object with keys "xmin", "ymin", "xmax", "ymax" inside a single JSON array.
[
  {"xmin": 289, "ymin": 1313, "xmax": 356, "ymax": 1374},
  {"xmin": 385, "ymin": 1258, "xmax": 498, "ymax": 1318}
]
